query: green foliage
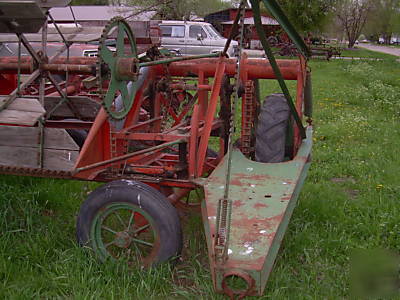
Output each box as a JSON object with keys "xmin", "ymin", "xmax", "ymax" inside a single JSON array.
[
  {"xmin": 335, "ymin": 0, "xmax": 374, "ymax": 48},
  {"xmin": 364, "ymin": 0, "xmax": 400, "ymax": 43},
  {"xmin": 276, "ymin": 0, "xmax": 338, "ymax": 33},
  {"xmin": 345, "ymin": 62, "xmax": 400, "ymax": 115},
  {"xmin": 130, "ymin": 0, "xmax": 231, "ymax": 19}
]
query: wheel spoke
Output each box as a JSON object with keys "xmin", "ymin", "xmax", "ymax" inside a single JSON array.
[
  {"xmin": 104, "ymin": 81, "xmax": 118, "ymax": 109},
  {"xmin": 119, "ymin": 82, "xmax": 130, "ymax": 111},
  {"xmin": 99, "ymin": 46, "xmax": 115, "ymax": 66},
  {"xmin": 127, "ymin": 211, "xmax": 135, "ymax": 231},
  {"xmin": 114, "ymin": 211, "xmax": 127, "ymax": 229},
  {"xmin": 102, "ymin": 225, "xmax": 118, "ymax": 235},
  {"xmin": 104, "ymin": 240, "xmax": 115, "ymax": 248},
  {"xmin": 132, "ymin": 238, "xmax": 153, "ymax": 247},
  {"xmin": 133, "ymin": 224, "xmax": 150, "ymax": 234},
  {"xmin": 117, "ymin": 24, "xmax": 125, "ymax": 57}
]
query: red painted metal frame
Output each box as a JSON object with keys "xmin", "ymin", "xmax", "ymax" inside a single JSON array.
[
  {"xmin": 70, "ymin": 57, "xmax": 303, "ymax": 198},
  {"xmin": 0, "ymin": 55, "xmax": 306, "ymax": 193}
]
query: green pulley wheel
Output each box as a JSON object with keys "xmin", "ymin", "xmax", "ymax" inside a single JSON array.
[{"xmin": 98, "ymin": 17, "xmax": 139, "ymax": 120}]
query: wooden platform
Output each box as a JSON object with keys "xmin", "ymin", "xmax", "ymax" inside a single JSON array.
[
  {"xmin": 44, "ymin": 96, "xmax": 101, "ymax": 120},
  {"xmin": 0, "ymin": 97, "xmax": 45, "ymax": 126},
  {"xmin": 0, "ymin": 125, "xmax": 79, "ymax": 171}
]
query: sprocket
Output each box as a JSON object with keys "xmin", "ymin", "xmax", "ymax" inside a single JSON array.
[{"xmin": 97, "ymin": 17, "xmax": 139, "ymax": 120}]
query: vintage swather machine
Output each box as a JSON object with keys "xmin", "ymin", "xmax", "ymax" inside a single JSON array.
[{"xmin": 0, "ymin": 0, "xmax": 313, "ymax": 298}]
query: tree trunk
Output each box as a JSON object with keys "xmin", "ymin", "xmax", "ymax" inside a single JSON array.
[
  {"xmin": 348, "ymin": 40, "xmax": 356, "ymax": 48},
  {"xmin": 383, "ymin": 33, "xmax": 391, "ymax": 45}
]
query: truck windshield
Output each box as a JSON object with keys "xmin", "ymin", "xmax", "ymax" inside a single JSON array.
[{"xmin": 206, "ymin": 25, "xmax": 223, "ymax": 39}]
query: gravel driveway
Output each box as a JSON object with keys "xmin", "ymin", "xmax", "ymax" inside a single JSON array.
[{"xmin": 357, "ymin": 43, "xmax": 400, "ymax": 57}]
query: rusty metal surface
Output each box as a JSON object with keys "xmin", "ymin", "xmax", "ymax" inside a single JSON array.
[
  {"xmin": 202, "ymin": 126, "xmax": 312, "ymax": 297},
  {"xmin": 0, "ymin": 164, "xmax": 73, "ymax": 178}
]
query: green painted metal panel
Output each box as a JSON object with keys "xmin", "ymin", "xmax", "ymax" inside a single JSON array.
[{"xmin": 202, "ymin": 126, "xmax": 313, "ymax": 296}]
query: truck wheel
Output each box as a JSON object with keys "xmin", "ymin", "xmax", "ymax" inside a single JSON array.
[
  {"xmin": 76, "ymin": 180, "xmax": 182, "ymax": 267},
  {"xmin": 255, "ymin": 94, "xmax": 290, "ymax": 163}
]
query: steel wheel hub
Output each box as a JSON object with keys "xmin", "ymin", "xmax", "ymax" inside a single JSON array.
[{"xmin": 114, "ymin": 231, "xmax": 132, "ymax": 248}]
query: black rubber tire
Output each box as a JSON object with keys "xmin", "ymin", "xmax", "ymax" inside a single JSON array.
[
  {"xmin": 255, "ymin": 94, "xmax": 290, "ymax": 163},
  {"xmin": 64, "ymin": 119, "xmax": 88, "ymax": 149},
  {"xmin": 66, "ymin": 128, "xmax": 87, "ymax": 149},
  {"xmin": 76, "ymin": 180, "xmax": 182, "ymax": 267},
  {"xmin": 206, "ymin": 148, "xmax": 218, "ymax": 158}
]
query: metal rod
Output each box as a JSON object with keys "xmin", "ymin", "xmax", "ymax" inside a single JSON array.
[
  {"xmin": 0, "ymin": 57, "xmax": 97, "ymax": 65},
  {"xmin": 138, "ymin": 52, "xmax": 220, "ymax": 68},
  {"xmin": 223, "ymin": 5, "xmax": 246, "ymax": 201},
  {"xmin": 48, "ymin": 13, "xmax": 68, "ymax": 46},
  {"xmin": 251, "ymin": 0, "xmax": 306, "ymax": 139},
  {"xmin": 0, "ymin": 63, "xmax": 92, "ymax": 74},
  {"xmin": 69, "ymin": 6, "xmax": 79, "ymax": 28},
  {"xmin": 49, "ymin": 43, "xmax": 69, "ymax": 63},
  {"xmin": 216, "ymin": 3, "xmax": 246, "ymax": 262},
  {"xmin": 46, "ymin": 72, "xmax": 82, "ymax": 119},
  {"xmin": 39, "ymin": 17, "xmax": 47, "ymax": 106},
  {"xmin": 43, "ymin": 63, "xmax": 93, "ymax": 74},
  {"xmin": 17, "ymin": 34, "xmax": 21, "ymax": 95},
  {"xmin": 38, "ymin": 120, "xmax": 45, "ymax": 168},
  {"xmin": 222, "ymin": 1, "xmax": 245, "ymax": 56},
  {"xmin": 75, "ymin": 139, "xmax": 184, "ymax": 173},
  {"xmin": 47, "ymin": 72, "xmax": 67, "ymax": 98},
  {"xmin": 45, "ymin": 93, "xmax": 70, "ymax": 120},
  {"xmin": 16, "ymin": 33, "xmax": 41, "ymax": 63}
]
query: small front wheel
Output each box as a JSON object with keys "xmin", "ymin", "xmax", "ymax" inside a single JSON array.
[{"xmin": 76, "ymin": 180, "xmax": 182, "ymax": 267}]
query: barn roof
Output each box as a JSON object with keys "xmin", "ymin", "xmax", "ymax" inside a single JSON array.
[
  {"xmin": 221, "ymin": 16, "xmax": 279, "ymax": 26},
  {"xmin": 49, "ymin": 5, "xmax": 156, "ymax": 22}
]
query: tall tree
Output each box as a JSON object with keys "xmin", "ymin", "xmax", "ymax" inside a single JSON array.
[
  {"xmin": 364, "ymin": 0, "xmax": 400, "ymax": 44},
  {"xmin": 130, "ymin": 0, "xmax": 231, "ymax": 20},
  {"xmin": 335, "ymin": 0, "xmax": 373, "ymax": 48},
  {"xmin": 275, "ymin": 0, "xmax": 338, "ymax": 33}
]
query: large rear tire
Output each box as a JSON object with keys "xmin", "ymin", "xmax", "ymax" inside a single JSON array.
[
  {"xmin": 255, "ymin": 94, "xmax": 290, "ymax": 163},
  {"xmin": 76, "ymin": 180, "xmax": 182, "ymax": 267}
]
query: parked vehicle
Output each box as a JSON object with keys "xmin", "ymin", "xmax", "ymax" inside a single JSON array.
[{"xmin": 158, "ymin": 20, "xmax": 238, "ymax": 57}]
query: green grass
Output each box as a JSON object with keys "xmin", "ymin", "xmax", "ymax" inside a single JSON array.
[
  {"xmin": 339, "ymin": 47, "xmax": 398, "ymax": 60},
  {"xmin": 1, "ymin": 55, "xmax": 400, "ymax": 298}
]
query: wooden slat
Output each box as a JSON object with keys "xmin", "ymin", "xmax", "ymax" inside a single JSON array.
[
  {"xmin": 0, "ymin": 146, "xmax": 78, "ymax": 171},
  {"xmin": 0, "ymin": 126, "xmax": 79, "ymax": 151},
  {"xmin": 0, "ymin": 97, "xmax": 45, "ymax": 113},
  {"xmin": 0, "ymin": 97, "xmax": 45, "ymax": 126},
  {"xmin": 0, "ymin": 110, "xmax": 44, "ymax": 126},
  {"xmin": 44, "ymin": 96, "xmax": 100, "ymax": 120}
]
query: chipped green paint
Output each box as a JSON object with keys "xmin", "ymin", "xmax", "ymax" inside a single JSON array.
[{"xmin": 201, "ymin": 127, "xmax": 313, "ymax": 296}]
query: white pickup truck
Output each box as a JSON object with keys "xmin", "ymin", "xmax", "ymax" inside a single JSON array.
[{"xmin": 159, "ymin": 20, "xmax": 238, "ymax": 57}]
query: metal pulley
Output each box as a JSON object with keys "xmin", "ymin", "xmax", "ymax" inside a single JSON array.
[{"xmin": 97, "ymin": 17, "xmax": 139, "ymax": 120}]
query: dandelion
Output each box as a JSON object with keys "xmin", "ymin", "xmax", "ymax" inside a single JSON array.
[{"xmin": 376, "ymin": 184, "xmax": 384, "ymax": 190}]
